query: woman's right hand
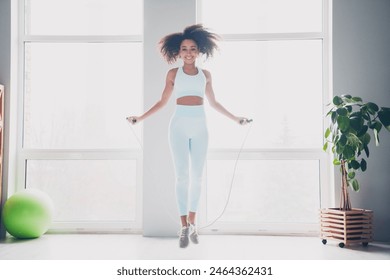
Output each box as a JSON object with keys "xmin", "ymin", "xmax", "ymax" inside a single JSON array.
[{"xmin": 126, "ymin": 116, "xmax": 140, "ymax": 125}]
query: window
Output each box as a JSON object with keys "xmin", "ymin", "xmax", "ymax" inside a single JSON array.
[
  {"xmin": 17, "ymin": 0, "xmax": 331, "ymax": 235},
  {"xmin": 198, "ymin": 0, "xmax": 332, "ymax": 234},
  {"xmin": 19, "ymin": 0, "xmax": 143, "ymax": 232}
]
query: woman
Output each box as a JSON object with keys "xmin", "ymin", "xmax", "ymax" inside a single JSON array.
[{"xmin": 127, "ymin": 24, "xmax": 250, "ymax": 248}]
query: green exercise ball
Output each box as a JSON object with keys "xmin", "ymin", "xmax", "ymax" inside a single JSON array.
[{"xmin": 2, "ymin": 189, "xmax": 54, "ymax": 239}]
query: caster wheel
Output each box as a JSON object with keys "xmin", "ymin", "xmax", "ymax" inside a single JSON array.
[
  {"xmin": 322, "ymin": 239, "xmax": 327, "ymax": 245},
  {"xmin": 338, "ymin": 243, "xmax": 345, "ymax": 248},
  {"xmin": 362, "ymin": 242, "xmax": 369, "ymax": 247}
]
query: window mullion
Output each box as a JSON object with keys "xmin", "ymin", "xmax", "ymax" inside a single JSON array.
[
  {"xmin": 221, "ymin": 32, "xmax": 324, "ymax": 42},
  {"xmin": 21, "ymin": 149, "xmax": 141, "ymax": 160},
  {"xmin": 22, "ymin": 35, "xmax": 142, "ymax": 43}
]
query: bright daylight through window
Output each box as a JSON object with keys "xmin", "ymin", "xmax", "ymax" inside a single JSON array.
[
  {"xmin": 199, "ymin": 0, "xmax": 329, "ymax": 234},
  {"xmin": 20, "ymin": 0, "xmax": 143, "ymax": 231}
]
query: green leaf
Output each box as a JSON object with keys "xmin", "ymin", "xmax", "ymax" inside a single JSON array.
[
  {"xmin": 341, "ymin": 94, "xmax": 352, "ymax": 100},
  {"xmin": 336, "ymin": 108, "xmax": 348, "ymax": 116},
  {"xmin": 350, "ymin": 112, "xmax": 362, "ymax": 118},
  {"xmin": 323, "ymin": 142, "xmax": 328, "ymax": 152},
  {"xmin": 368, "ymin": 120, "xmax": 381, "ymax": 130},
  {"xmin": 362, "ymin": 112, "xmax": 370, "ymax": 121},
  {"xmin": 367, "ymin": 107, "xmax": 377, "ymax": 115},
  {"xmin": 347, "ymin": 133, "xmax": 360, "ymax": 147},
  {"xmin": 336, "ymin": 143, "xmax": 344, "ymax": 154},
  {"xmin": 324, "ymin": 128, "xmax": 331, "ymax": 138},
  {"xmin": 348, "ymin": 171, "xmax": 356, "ymax": 179},
  {"xmin": 350, "ymin": 160, "xmax": 360, "ymax": 170},
  {"xmin": 374, "ymin": 129, "xmax": 380, "ymax": 146},
  {"xmin": 351, "ymin": 97, "xmax": 363, "ymax": 102},
  {"xmin": 333, "ymin": 96, "xmax": 343, "ymax": 106},
  {"xmin": 331, "ymin": 111, "xmax": 337, "ymax": 124},
  {"xmin": 333, "ymin": 159, "xmax": 341, "ymax": 165},
  {"xmin": 360, "ymin": 133, "xmax": 371, "ymax": 145},
  {"xmin": 361, "ymin": 158, "xmax": 367, "ymax": 171},
  {"xmin": 339, "ymin": 133, "xmax": 347, "ymax": 146},
  {"xmin": 367, "ymin": 102, "xmax": 379, "ymax": 112},
  {"xmin": 378, "ymin": 109, "xmax": 390, "ymax": 131},
  {"xmin": 350, "ymin": 116, "xmax": 364, "ymax": 132},
  {"xmin": 375, "ymin": 121, "xmax": 383, "ymax": 132},
  {"xmin": 363, "ymin": 145, "xmax": 370, "ymax": 158},
  {"xmin": 357, "ymin": 125, "xmax": 368, "ymax": 137},
  {"xmin": 342, "ymin": 145, "xmax": 355, "ymax": 160},
  {"xmin": 337, "ymin": 116, "xmax": 350, "ymax": 131},
  {"xmin": 351, "ymin": 179, "xmax": 360, "ymax": 192}
]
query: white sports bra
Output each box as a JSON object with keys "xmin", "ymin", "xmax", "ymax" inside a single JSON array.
[{"xmin": 173, "ymin": 67, "xmax": 206, "ymax": 99}]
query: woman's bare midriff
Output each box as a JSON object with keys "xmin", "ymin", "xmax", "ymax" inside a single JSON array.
[{"xmin": 176, "ymin": 96, "xmax": 204, "ymax": 105}]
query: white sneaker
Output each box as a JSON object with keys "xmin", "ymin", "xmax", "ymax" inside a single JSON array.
[
  {"xmin": 189, "ymin": 224, "xmax": 199, "ymax": 244},
  {"xmin": 179, "ymin": 226, "xmax": 189, "ymax": 248}
]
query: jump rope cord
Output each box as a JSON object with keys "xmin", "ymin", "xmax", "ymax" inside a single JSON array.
[
  {"xmin": 199, "ymin": 121, "xmax": 253, "ymax": 230},
  {"xmin": 127, "ymin": 121, "xmax": 181, "ymax": 226},
  {"xmin": 126, "ymin": 119, "xmax": 253, "ymax": 229}
]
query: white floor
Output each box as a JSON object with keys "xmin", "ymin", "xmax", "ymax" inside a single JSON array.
[{"xmin": 1, "ymin": 233, "xmax": 389, "ymax": 260}]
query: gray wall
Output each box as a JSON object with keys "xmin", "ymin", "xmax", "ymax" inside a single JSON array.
[
  {"xmin": 143, "ymin": 0, "xmax": 196, "ymax": 236},
  {"xmin": 333, "ymin": 0, "xmax": 390, "ymax": 242},
  {"xmin": 0, "ymin": 0, "xmax": 12, "ymax": 240}
]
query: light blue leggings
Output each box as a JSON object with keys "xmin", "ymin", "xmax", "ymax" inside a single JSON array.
[{"xmin": 169, "ymin": 105, "xmax": 208, "ymax": 216}]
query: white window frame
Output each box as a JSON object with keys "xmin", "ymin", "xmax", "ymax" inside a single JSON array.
[
  {"xmin": 16, "ymin": 0, "xmax": 143, "ymax": 233},
  {"xmin": 197, "ymin": 0, "xmax": 334, "ymax": 235}
]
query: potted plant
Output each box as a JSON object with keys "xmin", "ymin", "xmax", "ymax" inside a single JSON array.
[{"xmin": 321, "ymin": 94, "xmax": 390, "ymax": 247}]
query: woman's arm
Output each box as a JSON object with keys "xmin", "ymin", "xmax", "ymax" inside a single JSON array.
[
  {"xmin": 204, "ymin": 69, "xmax": 249, "ymax": 125},
  {"xmin": 127, "ymin": 68, "xmax": 176, "ymax": 124}
]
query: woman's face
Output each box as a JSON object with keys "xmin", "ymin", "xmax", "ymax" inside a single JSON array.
[{"xmin": 179, "ymin": 39, "xmax": 199, "ymax": 64}]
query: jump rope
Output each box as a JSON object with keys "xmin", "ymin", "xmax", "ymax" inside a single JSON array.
[{"xmin": 126, "ymin": 116, "xmax": 253, "ymax": 230}]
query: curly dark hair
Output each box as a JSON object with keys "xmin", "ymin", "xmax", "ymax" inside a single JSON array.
[{"xmin": 159, "ymin": 24, "xmax": 220, "ymax": 64}]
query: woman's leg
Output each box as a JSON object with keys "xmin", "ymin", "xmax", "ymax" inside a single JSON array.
[
  {"xmin": 180, "ymin": 216, "xmax": 188, "ymax": 227},
  {"xmin": 188, "ymin": 119, "xmax": 208, "ymax": 217},
  {"xmin": 169, "ymin": 117, "xmax": 191, "ymax": 219},
  {"xmin": 170, "ymin": 117, "xmax": 192, "ymax": 248},
  {"xmin": 186, "ymin": 119, "xmax": 208, "ymax": 245},
  {"xmin": 188, "ymin": 211, "xmax": 196, "ymax": 225}
]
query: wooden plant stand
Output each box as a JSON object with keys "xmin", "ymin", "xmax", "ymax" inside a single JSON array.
[{"xmin": 320, "ymin": 208, "xmax": 373, "ymax": 248}]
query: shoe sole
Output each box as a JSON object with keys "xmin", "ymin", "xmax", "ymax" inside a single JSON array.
[
  {"xmin": 179, "ymin": 237, "xmax": 189, "ymax": 248},
  {"xmin": 190, "ymin": 234, "xmax": 199, "ymax": 244}
]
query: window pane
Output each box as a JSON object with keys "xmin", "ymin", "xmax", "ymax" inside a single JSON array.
[
  {"xmin": 203, "ymin": 40, "xmax": 323, "ymax": 149},
  {"xmin": 26, "ymin": 160, "xmax": 137, "ymax": 222},
  {"xmin": 24, "ymin": 42, "xmax": 142, "ymax": 149},
  {"xmin": 201, "ymin": 0, "xmax": 322, "ymax": 34},
  {"xmin": 25, "ymin": 0, "xmax": 143, "ymax": 35},
  {"xmin": 206, "ymin": 160, "xmax": 320, "ymax": 224}
]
